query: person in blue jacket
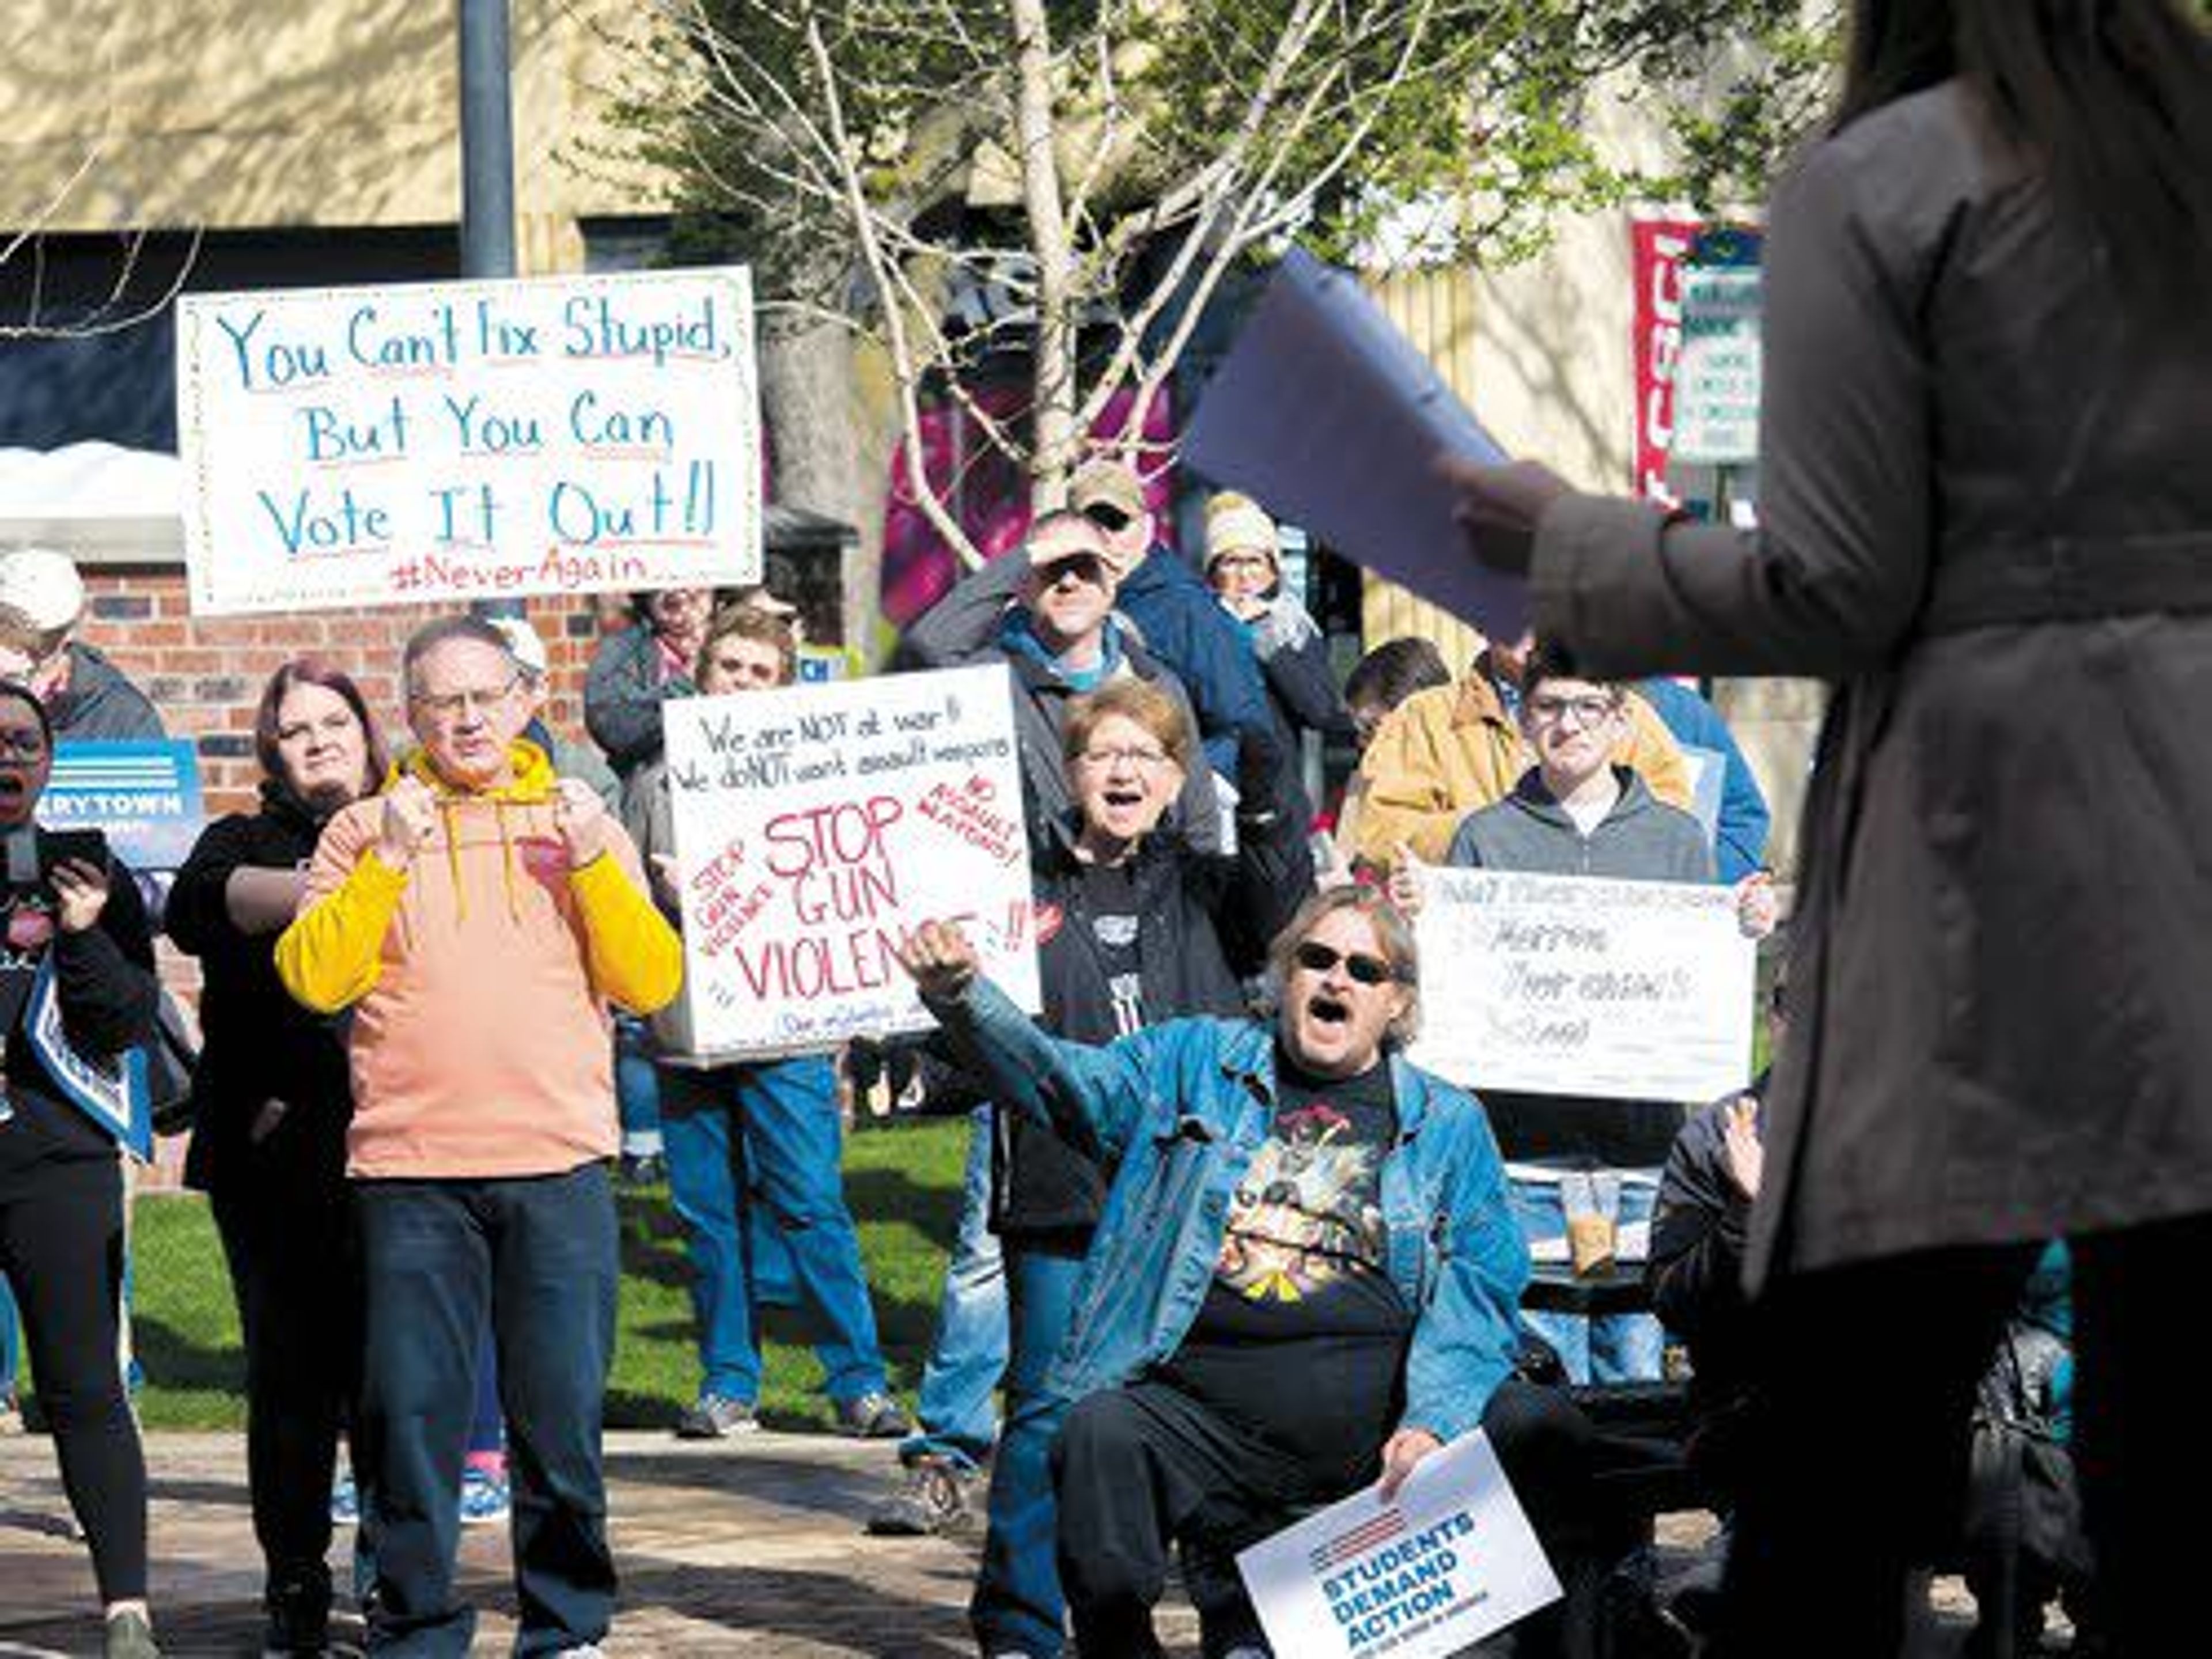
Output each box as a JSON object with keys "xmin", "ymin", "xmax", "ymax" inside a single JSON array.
[
  {"xmin": 1067, "ymin": 461, "xmax": 1293, "ymax": 803},
  {"xmin": 1633, "ymin": 676, "xmax": 1771, "ymax": 885},
  {"xmin": 897, "ymin": 886, "xmax": 1600, "ymax": 1659}
]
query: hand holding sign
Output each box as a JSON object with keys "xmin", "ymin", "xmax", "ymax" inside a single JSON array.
[
  {"xmin": 1437, "ymin": 454, "xmax": 1575, "ymax": 578},
  {"xmin": 377, "ymin": 777, "xmax": 438, "ymax": 870}
]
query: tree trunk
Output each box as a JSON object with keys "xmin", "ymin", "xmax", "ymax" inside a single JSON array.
[
  {"xmin": 757, "ymin": 315, "xmax": 879, "ymax": 654},
  {"xmin": 1008, "ymin": 0, "xmax": 1077, "ymax": 507}
]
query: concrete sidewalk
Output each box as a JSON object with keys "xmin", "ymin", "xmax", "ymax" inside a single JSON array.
[{"xmin": 2, "ymin": 1429, "xmax": 1122, "ymax": 1657}]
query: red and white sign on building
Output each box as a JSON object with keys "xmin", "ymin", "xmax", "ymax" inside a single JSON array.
[{"xmin": 1629, "ymin": 215, "xmax": 1703, "ymax": 506}]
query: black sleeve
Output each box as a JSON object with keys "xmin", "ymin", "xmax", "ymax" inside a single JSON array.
[
  {"xmin": 1211, "ymin": 728, "xmax": 1317, "ymax": 975},
  {"xmin": 164, "ymin": 815, "xmax": 258, "ymax": 957},
  {"xmin": 54, "ymin": 856, "xmax": 161, "ymax": 1059},
  {"xmin": 1263, "ymin": 631, "xmax": 1354, "ymax": 740},
  {"xmin": 1646, "ymin": 1101, "xmax": 1752, "ymax": 1341}
]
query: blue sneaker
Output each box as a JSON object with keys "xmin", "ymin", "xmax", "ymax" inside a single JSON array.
[
  {"xmin": 459, "ymin": 1466, "xmax": 510, "ymax": 1527},
  {"xmin": 329, "ymin": 1475, "xmax": 359, "ymax": 1526}
]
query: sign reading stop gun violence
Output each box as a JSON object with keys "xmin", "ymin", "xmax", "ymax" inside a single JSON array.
[
  {"xmin": 660, "ymin": 664, "xmax": 1043, "ymax": 1058},
  {"xmin": 176, "ymin": 267, "xmax": 760, "ymax": 615},
  {"xmin": 1411, "ymin": 868, "xmax": 1755, "ymax": 1102}
]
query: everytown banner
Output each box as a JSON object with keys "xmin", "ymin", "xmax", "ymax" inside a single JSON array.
[
  {"xmin": 658, "ymin": 664, "xmax": 1041, "ymax": 1058},
  {"xmin": 176, "ymin": 267, "xmax": 761, "ymax": 614},
  {"xmin": 1410, "ymin": 867, "xmax": 1755, "ymax": 1103},
  {"xmin": 1237, "ymin": 1431, "xmax": 1560, "ymax": 1658},
  {"xmin": 39, "ymin": 740, "xmax": 206, "ymax": 872}
]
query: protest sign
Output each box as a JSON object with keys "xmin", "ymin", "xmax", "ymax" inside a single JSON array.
[
  {"xmin": 1237, "ymin": 1430, "xmax": 1560, "ymax": 1659},
  {"xmin": 38, "ymin": 740, "xmax": 207, "ymax": 872},
  {"xmin": 1410, "ymin": 868, "xmax": 1755, "ymax": 1102},
  {"xmin": 1674, "ymin": 266, "xmax": 1763, "ymax": 465},
  {"xmin": 176, "ymin": 267, "xmax": 760, "ymax": 614},
  {"xmin": 1182, "ymin": 248, "xmax": 1526, "ymax": 642},
  {"xmin": 659, "ymin": 663, "xmax": 1040, "ymax": 1057}
]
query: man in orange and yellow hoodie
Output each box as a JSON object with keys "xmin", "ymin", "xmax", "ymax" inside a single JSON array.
[{"xmin": 276, "ymin": 615, "xmax": 680, "ymax": 1658}]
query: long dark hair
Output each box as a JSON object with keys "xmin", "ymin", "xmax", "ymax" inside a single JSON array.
[
  {"xmin": 1839, "ymin": 1, "xmax": 2212, "ymax": 311},
  {"xmin": 253, "ymin": 658, "xmax": 387, "ymax": 802}
]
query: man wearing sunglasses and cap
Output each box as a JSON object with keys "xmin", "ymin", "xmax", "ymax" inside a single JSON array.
[
  {"xmin": 898, "ymin": 507, "xmax": 1221, "ymax": 852},
  {"xmin": 896, "ymin": 888, "xmax": 1599, "ymax": 1659},
  {"xmin": 1066, "ymin": 460, "xmax": 1286, "ymax": 807}
]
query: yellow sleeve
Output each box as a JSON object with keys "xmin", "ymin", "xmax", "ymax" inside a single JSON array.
[
  {"xmin": 1351, "ymin": 703, "xmax": 1464, "ymax": 868},
  {"xmin": 1621, "ymin": 695, "xmax": 1695, "ymax": 810},
  {"xmin": 569, "ymin": 852, "xmax": 685, "ymax": 1015},
  {"xmin": 275, "ymin": 849, "xmax": 410, "ymax": 1013}
]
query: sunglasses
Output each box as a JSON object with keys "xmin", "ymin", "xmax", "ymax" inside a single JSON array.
[
  {"xmin": 1292, "ymin": 940, "xmax": 1400, "ymax": 987},
  {"xmin": 1081, "ymin": 502, "xmax": 1133, "ymax": 533}
]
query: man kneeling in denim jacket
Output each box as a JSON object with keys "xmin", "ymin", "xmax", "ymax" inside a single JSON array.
[{"xmin": 899, "ymin": 887, "xmax": 1601, "ymax": 1658}]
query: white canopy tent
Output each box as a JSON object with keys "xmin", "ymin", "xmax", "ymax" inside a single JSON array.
[{"xmin": 0, "ymin": 441, "xmax": 185, "ymax": 566}]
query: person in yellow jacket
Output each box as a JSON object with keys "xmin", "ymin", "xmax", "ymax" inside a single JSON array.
[
  {"xmin": 276, "ymin": 613, "xmax": 680, "ymax": 1657},
  {"xmin": 1349, "ymin": 633, "xmax": 1692, "ymax": 868}
]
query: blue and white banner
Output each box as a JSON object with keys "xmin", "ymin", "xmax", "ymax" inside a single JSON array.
[
  {"xmin": 26, "ymin": 955, "xmax": 152, "ymax": 1161},
  {"xmin": 38, "ymin": 740, "xmax": 207, "ymax": 873}
]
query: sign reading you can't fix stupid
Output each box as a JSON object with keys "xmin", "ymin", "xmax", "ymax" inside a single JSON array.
[{"xmin": 175, "ymin": 267, "xmax": 761, "ymax": 615}]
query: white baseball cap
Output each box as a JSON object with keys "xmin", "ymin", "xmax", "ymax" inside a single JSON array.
[
  {"xmin": 0, "ymin": 547, "xmax": 87, "ymax": 635},
  {"xmin": 486, "ymin": 615, "xmax": 549, "ymax": 679}
]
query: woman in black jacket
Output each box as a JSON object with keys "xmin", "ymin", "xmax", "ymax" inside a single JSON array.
[
  {"xmin": 0, "ymin": 680, "xmax": 162, "ymax": 1658},
  {"xmin": 972, "ymin": 676, "xmax": 1313, "ymax": 1659},
  {"xmin": 169, "ymin": 659, "xmax": 387, "ymax": 1658}
]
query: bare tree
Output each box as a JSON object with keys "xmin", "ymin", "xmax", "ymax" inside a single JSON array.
[{"xmin": 613, "ymin": 0, "xmax": 1828, "ymax": 571}]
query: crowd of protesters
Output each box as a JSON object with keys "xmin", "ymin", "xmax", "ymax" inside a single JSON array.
[{"xmin": 4, "ymin": 4, "xmax": 2207, "ymax": 1657}]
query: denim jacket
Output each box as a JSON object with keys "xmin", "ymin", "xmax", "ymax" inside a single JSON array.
[{"xmin": 931, "ymin": 979, "xmax": 1532, "ymax": 1444}]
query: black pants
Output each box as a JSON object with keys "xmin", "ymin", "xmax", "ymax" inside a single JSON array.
[
  {"xmin": 1713, "ymin": 1213, "xmax": 2212, "ymax": 1658},
  {"xmin": 1051, "ymin": 1378, "xmax": 1600, "ymax": 1659},
  {"xmin": 213, "ymin": 1150, "xmax": 359, "ymax": 1600},
  {"xmin": 0, "ymin": 1154, "xmax": 147, "ymax": 1604}
]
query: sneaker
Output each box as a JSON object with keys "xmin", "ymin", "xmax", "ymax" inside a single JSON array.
[
  {"xmin": 0, "ymin": 1389, "xmax": 22, "ymax": 1435},
  {"xmin": 262, "ymin": 1569, "xmax": 332, "ymax": 1657},
  {"xmin": 103, "ymin": 1609, "xmax": 160, "ymax": 1659},
  {"xmin": 675, "ymin": 1393, "xmax": 758, "ymax": 1439},
  {"xmin": 866, "ymin": 1456, "xmax": 975, "ymax": 1536},
  {"xmin": 834, "ymin": 1391, "xmax": 914, "ymax": 1440},
  {"xmin": 459, "ymin": 1466, "xmax": 510, "ymax": 1527},
  {"xmin": 328, "ymin": 1475, "xmax": 359, "ymax": 1527}
]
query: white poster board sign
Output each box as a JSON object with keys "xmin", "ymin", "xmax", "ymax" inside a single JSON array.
[
  {"xmin": 1237, "ymin": 1430, "xmax": 1560, "ymax": 1659},
  {"xmin": 1672, "ymin": 267, "xmax": 1762, "ymax": 465},
  {"xmin": 660, "ymin": 664, "xmax": 1040, "ymax": 1057},
  {"xmin": 1410, "ymin": 868, "xmax": 1755, "ymax": 1101},
  {"xmin": 176, "ymin": 267, "xmax": 760, "ymax": 614}
]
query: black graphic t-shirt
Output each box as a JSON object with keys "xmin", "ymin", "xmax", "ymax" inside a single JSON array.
[
  {"xmin": 1085, "ymin": 862, "xmax": 1146, "ymax": 1037},
  {"xmin": 1157, "ymin": 1048, "xmax": 1413, "ymax": 1476}
]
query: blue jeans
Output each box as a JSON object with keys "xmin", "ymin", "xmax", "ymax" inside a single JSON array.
[
  {"xmin": 972, "ymin": 1243, "xmax": 1085, "ymax": 1658},
  {"xmin": 657, "ymin": 1056, "xmax": 888, "ymax": 1406},
  {"xmin": 900, "ymin": 1107, "xmax": 1007, "ymax": 1475},
  {"xmin": 0, "ymin": 1271, "xmax": 17, "ymax": 1395},
  {"xmin": 1509, "ymin": 1162, "xmax": 1666, "ymax": 1385},
  {"xmin": 354, "ymin": 1165, "xmax": 618, "ymax": 1657},
  {"xmin": 613, "ymin": 1015, "xmax": 663, "ymax": 1160}
]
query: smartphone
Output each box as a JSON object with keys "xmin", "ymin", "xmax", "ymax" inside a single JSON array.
[{"xmin": 40, "ymin": 827, "xmax": 112, "ymax": 880}]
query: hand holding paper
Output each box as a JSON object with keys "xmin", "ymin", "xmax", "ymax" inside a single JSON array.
[{"xmin": 1437, "ymin": 454, "xmax": 1575, "ymax": 577}]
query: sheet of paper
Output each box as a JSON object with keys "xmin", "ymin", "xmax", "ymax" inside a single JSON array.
[
  {"xmin": 1236, "ymin": 1429, "xmax": 1560, "ymax": 1659},
  {"xmin": 1410, "ymin": 867, "xmax": 1756, "ymax": 1103},
  {"xmin": 1182, "ymin": 248, "xmax": 1527, "ymax": 641}
]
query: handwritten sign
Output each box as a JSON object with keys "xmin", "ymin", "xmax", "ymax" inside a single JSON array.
[
  {"xmin": 1237, "ymin": 1430, "xmax": 1560, "ymax": 1659},
  {"xmin": 176, "ymin": 268, "xmax": 760, "ymax": 614},
  {"xmin": 1410, "ymin": 868, "xmax": 1755, "ymax": 1101},
  {"xmin": 658, "ymin": 664, "xmax": 1040, "ymax": 1057}
]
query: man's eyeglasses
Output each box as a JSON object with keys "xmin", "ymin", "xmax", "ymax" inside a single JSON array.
[
  {"xmin": 410, "ymin": 676, "xmax": 518, "ymax": 720},
  {"xmin": 0, "ymin": 731, "xmax": 48, "ymax": 760},
  {"xmin": 1291, "ymin": 940, "xmax": 1401, "ymax": 987},
  {"xmin": 1035, "ymin": 553, "xmax": 1109, "ymax": 587},
  {"xmin": 1526, "ymin": 692, "xmax": 1620, "ymax": 728},
  {"xmin": 1077, "ymin": 745, "xmax": 1171, "ymax": 771}
]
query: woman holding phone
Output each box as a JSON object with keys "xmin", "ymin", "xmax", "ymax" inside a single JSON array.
[{"xmin": 0, "ymin": 678, "xmax": 162, "ymax": 1658}]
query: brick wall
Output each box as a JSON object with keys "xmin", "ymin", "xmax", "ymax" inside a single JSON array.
[{"xmin": 82, "ymin": 567, "xmax": 616, "ymax": 820}]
